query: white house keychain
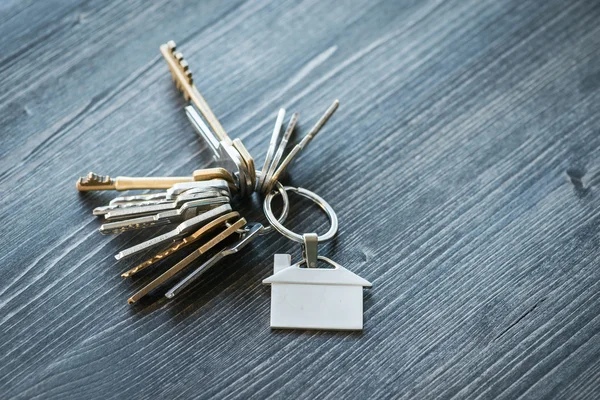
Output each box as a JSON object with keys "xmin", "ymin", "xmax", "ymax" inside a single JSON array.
[{"xmin": 262, "ymin": 186, "xmax": 372, "ymax": 330}]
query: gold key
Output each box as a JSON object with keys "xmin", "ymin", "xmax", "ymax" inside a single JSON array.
[
  {"xmin": 160, "ymin": 40, "xmax": 231, "ymax": 144},
  {"xmin": 76, "ymin": 168, "xmax": 235, "ymax": 191},
  {"xmin": 127, "ymin": 217, "xmax": 247, "ymax": 304},
  {"xmin": 160, "ymin": 40, "xmax": 256, "ymax": 193},
  {"xmin": 121, "ymin": 211, "xmax": 240, "ymax": 278}
]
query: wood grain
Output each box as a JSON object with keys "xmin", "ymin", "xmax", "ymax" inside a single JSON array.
[{"xmin": 1, "ymin": 0, "xmax": 599, "ymax": 398}]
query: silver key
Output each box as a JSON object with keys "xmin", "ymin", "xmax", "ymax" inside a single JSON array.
[
  {"xmin": 185, "ymin": 105, "xmax": 250, "ymax": 197},
  {"xmin": 95, "ymin": 198, "xmax": 174, "ymax": 215},
  {"xmin": 109, "ymin": 192, "xmax": 167, "ymax": 206},
  {"xmin": 96, "ymin": 188, "xmax": 230, "ymax": 216},
  {"xmin": 100, "ymin": 197, "xmax": 230, "ymax": 234},
  {"xmin": 165, "ymin": 222, "xmax": 263, "ymax": 298},
  {"xmin": 265, "ymin": 100, "xmax": 339, "ymax": 193},
  {"xmin": 114, "ymin": 204, "xmax": 233, "ymax": 260},
  {"xmin": 259, "ymin": 112, "xmax": 298, "ymax": 194},
  {"xmin": 153, "ymin": 196, "xmax": 229, "ymax": 221},
  {"xmin": 257, "ymin": 108, "xmax": 285, "ymax": 192},
  {"xmin": 103, "ymin": 189, "xmax": 227, "ymax": 220},
  {"xmin": 108, "ymin": 180, "xmax": 231, "ymax": 206}
]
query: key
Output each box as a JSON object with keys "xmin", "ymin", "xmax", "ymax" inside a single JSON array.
[
  {"xmin": 259, "ymin": 112, "xmax": 298, "ymax": 194},
  {"xmin": 76, "ymin": 168, "xmax": 235, "ymax": 192},
  {"xmin": 185, "ymin": 105, "xmax": 250, "ymax": 197},
  {"xmin": 100, "ymin": 214, "xmax": 170, "ymax": 234},
  {"xmin": 165, "ymin": 222, "xmax": 263, "ymax": 298},
  {"xmin": 127, "ymin": 217, "xmax": 248, "ymax": 304},
  {"xmin": 93, "ymin": 188, "xmax": 230, "ymax": 216},
  {"xmin": 264, "ymin": 100, "xmax": 339, "ymax": 193},
  {"xmin": 102, "ymin": 189, "xmax": 227, "ymax": 220},
  {"xmin": 113, "ymin": 204, "xmax": 232, "ymax": 260},
  {"xmin": 121, "ymin": 211, "xmax": 240, "ymax": 278},
  {"xmin": 161, "ymin": 40, "xmax": 255, "ymax": 195},
  {"xmin": 257, "ymin": 108, "xmax": 286, "ymax": 192},
  {"xmin": 105, "ymin": 178, "xmax": 232, "ymax": 207},
  {"xmin": 101, "ymin": 196, "xmax": 229, "ymax": 234},
  {"xmin": 151, "ymin": 196, "xmax": 229, "ymax": 222},
  {"xmin": 109, "ymin": 192, "xmax": 168, "ymax": 206},
  {"xmin": 160, "ymin": 40, "xmax": 231, "ymax": 144}
]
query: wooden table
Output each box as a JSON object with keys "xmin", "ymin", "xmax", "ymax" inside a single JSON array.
[{"xmin": 1, "ymin": 0, "xmax": 599, "ymax": 398}]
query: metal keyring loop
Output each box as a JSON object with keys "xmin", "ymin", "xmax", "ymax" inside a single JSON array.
[
  {"xmin": 263, "ymin": 186, "xmax": 338, "ymax": 243},
  {"xmin": 225, "ymin": 172, "xmax": 289, "ymax": 235},
  {"xmin": 258, "ymin": 179, "xmax": 289, "ymax": 235}
]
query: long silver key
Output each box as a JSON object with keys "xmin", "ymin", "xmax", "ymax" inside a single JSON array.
[
  {"xmin": 96, "ymin": 188, "xmax": 230, "ymax": 216},
  {"xmin": 103, "ymin": 190, "xmax": 227, "ymax": 220},
  {"xmin": 185, "ymin": 105, "xmax": 251, "ymax": 197},
  {"xmin": 259, "ymin": 112, "xmax": 298, "ymax": 194},
  {"xmin": 107, "ymin": 181, "xmax": 231, "ymax": 208},
  {"xmin": 265, "ymin": 100, "xmax": 339, "ymax": 193},
  {"xmin": 257, "ymin": 109, "xmax": 285, "ymax": 192},
  {"xmin": 114, "ymin": 204, "xmax": 232, "ymax": 260},
  {"xmin": 165, "ymin": 222, "xmax": 263, "ymax": 298},
  {"xmin": 100, "ymin": 197, "xmax": 230, "ymax": 235}
]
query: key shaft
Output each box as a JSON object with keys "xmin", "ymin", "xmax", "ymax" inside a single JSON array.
[
  {"xmin": 127, "ymin": 217, "xmax": 247, "ymax": 304},
  {"xmin": 160, "ymin": 41, "xmax": 231, "ymax": 144},
  {"xmin": 121, "ymin": 211, "xmax": 240, "ymax": 278}
]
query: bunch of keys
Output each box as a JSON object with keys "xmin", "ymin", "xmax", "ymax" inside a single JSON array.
[
  {"xmin": 76, "ymin": 40, "xmax": 344, "ymax": 306},
  {"xmin": 262, "ymin": 186, "xmax": 372, "ymax": 330}
]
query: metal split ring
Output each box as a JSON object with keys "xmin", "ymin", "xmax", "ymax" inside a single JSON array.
[
  {"xmin": 226, "ymin": 173, "xmax": 289, "ymax": 235},
  {"xmin": 263, "ymin": 186, "xmax": 338, "ymax": 243},
  {"xmin": 258, "ymin": 180, "xmax": 289, "ymax": 235}
]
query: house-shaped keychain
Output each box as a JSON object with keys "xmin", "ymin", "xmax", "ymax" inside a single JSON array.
[{"xmin": 263, "ymin": 253, "xmax": 372, "ymax": 330}]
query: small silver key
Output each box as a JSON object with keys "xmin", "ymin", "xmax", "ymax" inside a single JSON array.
[
  {"xmin": 114, "ymin": 204, "xmax": 233, "ymax": 260},
  {"xmin": 165, "ymin": 222, "xmax": 263, "ymax": 298}
]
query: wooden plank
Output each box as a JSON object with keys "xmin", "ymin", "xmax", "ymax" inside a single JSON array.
[{"xmin": 0, "ymin": 0, "xmax": 599, "ymax": 398}]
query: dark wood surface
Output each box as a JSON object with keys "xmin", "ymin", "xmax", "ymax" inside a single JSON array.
[{"xmin": 1, "ymin": 0, "xmax": 599, "ymax": 398}]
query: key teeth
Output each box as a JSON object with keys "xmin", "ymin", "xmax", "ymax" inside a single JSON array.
[
  {"xmin": 164, "ymin": 41, "xmax": 193, "ymax": 91},
  {"xmin": 174, "ymin": 51, "xmax": 194, "ymax": 85},
  {"xmin": 167, "ymin": 40, "xmax": 176, "ymax": 53},
  {"xmin": 79, "ymin": 172, "xmax": 113, "ymax": 186}
]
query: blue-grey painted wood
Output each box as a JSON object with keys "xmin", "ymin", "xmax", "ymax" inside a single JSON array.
[{"xmin": 1, "ymin": 0, "xmax": 599, "ymax": 398}]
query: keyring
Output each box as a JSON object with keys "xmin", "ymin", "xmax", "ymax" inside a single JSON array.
[
  {"xmin": 258, "ymin": 180, "xmax": 289, "ymax": 235},
  {"xmin": 263, "ymin": 186, "xmax": 338, "ymax": 243},
  {"xmin": 225, "ymin": 172, "xmax": 289, "ymax": 235}
]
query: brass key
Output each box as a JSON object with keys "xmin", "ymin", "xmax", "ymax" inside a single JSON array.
[
  {"xmin": 121, "ymin": 211, "xmax": 240, "ymax": 278},
  {"xmin": 161, "ymin": 40, "xmax": 256, "ymax": 194},
  {"xmin": 76, "ymin": 168, "xmax": 235, "ymax": 191},
  {"xmin": 127, "ymin": 217, "xmax": 247, "ymax": 304},
  {"xmin": 160, "ymin": 40, "xmax": 231, "ymax": 144}
]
